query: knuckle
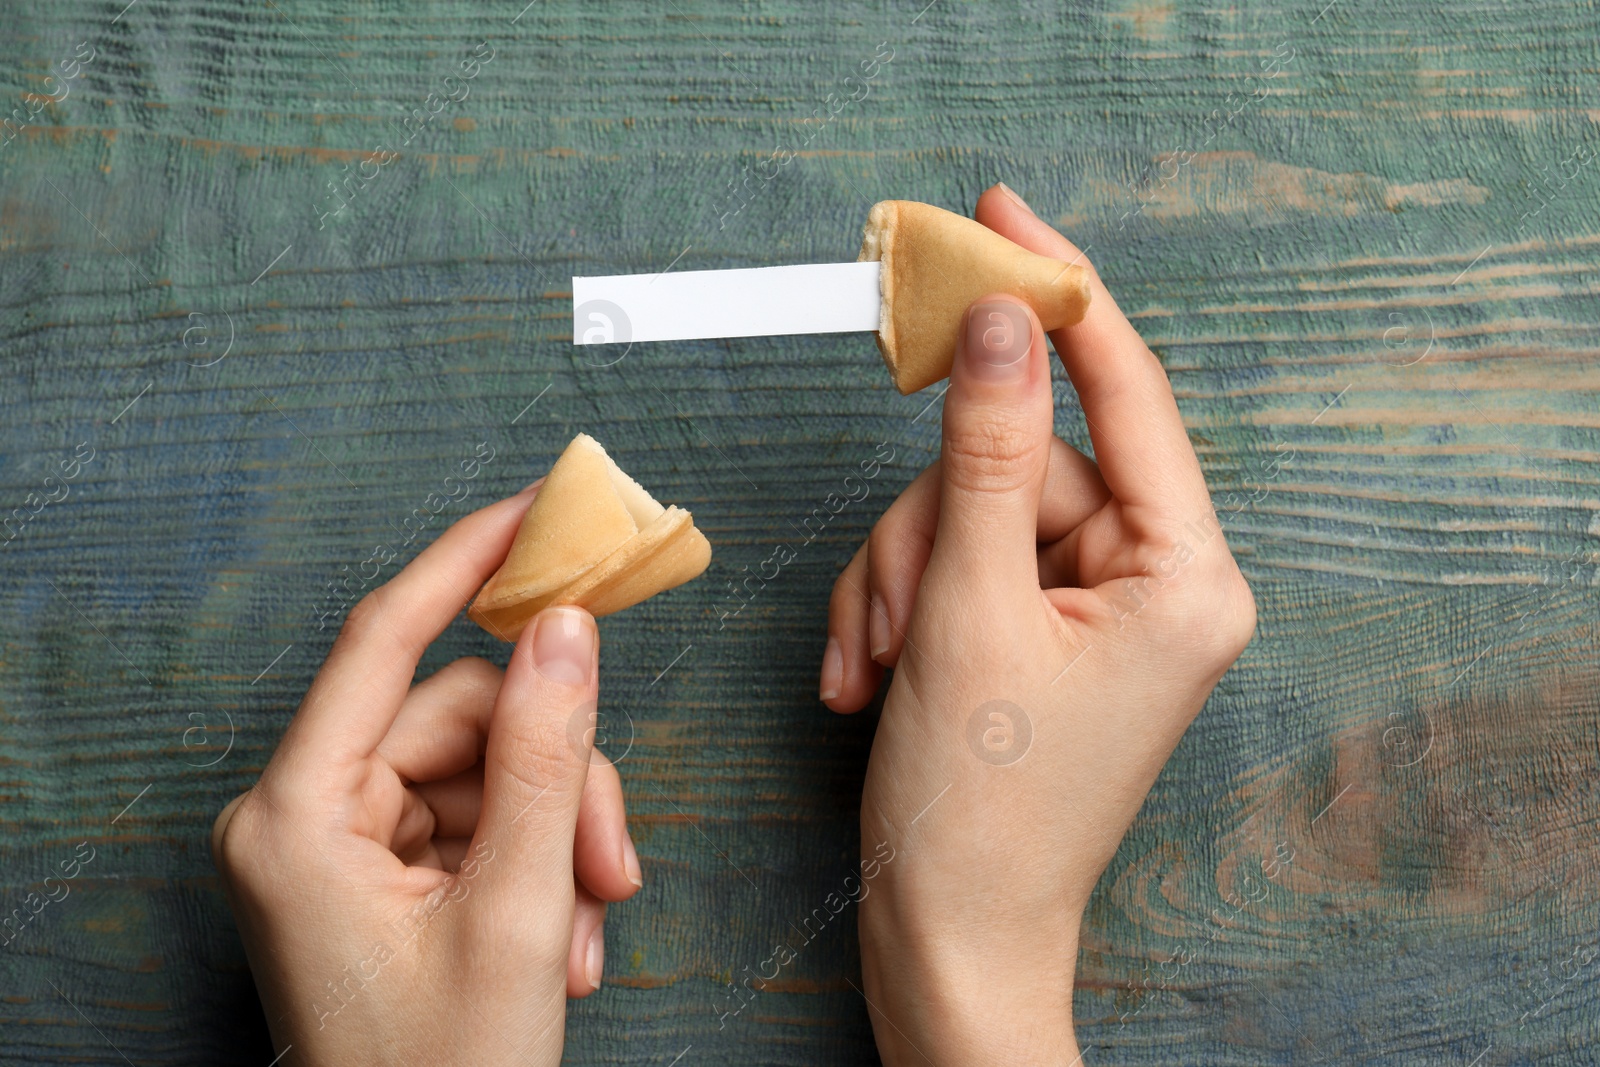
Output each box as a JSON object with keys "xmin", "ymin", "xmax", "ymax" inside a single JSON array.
[
  {"xmin": 1117, "ymin": 537, "xmax": 1255, "ymax": 664},
  {"xmin": 334, "ymin": 584, "xmax": 417, "ymax": 663},
  {"xmin": 493, "ymin": 713, "xmax": 583, "ymax": 796},
  {"xmin": 449, "ymin": 655, "xmax": 504, "ymax": 695},
  {"xmin": 941, "ymin": 420, "xmax": 1040, "ymax": 496},
  {"xmin": 869, "ymin": 509, "xmax": 929, "ymax": 569},
  {"xmin": 455, "ymin": 654, "xmax": 501, "ymax": 679},
  {"xmin": 336, "ymin": 587, "xmax": 386, "ymax": 647},
  {"xmin": 211, "ymin": 793, "xmax": 265, "ymax": 881},
  {"xmin": 395, "ymin": 791, "xmax": 438, "ymax": 844},
  {"xmin": 462, "ymin": 895, "xmax": 569, "ymax": 968},
  {"xmin": 1085, "ymin": 353, "xmax": 1171, "ymax": 413},
  {"xmin": 1210, "ymin": 571, "xmax": 1258, "ymax": 658},
  {"xmin": 1173, "ymin": 563, "xmax": 1255, "ymax": 660}
]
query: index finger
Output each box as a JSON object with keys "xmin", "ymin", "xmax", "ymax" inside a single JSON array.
[
  {"xmin": 278, "ymin": 480, "xmax": 543, "ymax": 769},
  {"xmin": 973, "ymin": 184, "xmax": 1212, "ymax": 518}
]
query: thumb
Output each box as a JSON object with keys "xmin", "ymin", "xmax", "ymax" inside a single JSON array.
[
  {"xmin": 928, "ymin": 293, "xmax": 1054, "ymax": 596},
  {"xmin": 472, "ymin": 605, "xmax": 597, "ymax": 910}
]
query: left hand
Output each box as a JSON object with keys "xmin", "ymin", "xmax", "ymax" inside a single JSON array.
[{"xmin": 212, "ymin": 482, "xmax": 642, "ymax": 1066}]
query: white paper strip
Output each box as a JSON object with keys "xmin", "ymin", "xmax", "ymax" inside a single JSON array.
[{"xmin": 572, "ymin": 261, "xmax": 881, "ymax": 345}]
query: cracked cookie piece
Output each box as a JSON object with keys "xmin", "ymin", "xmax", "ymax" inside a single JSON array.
[
  {"xmin": 469, "ymin": 433, "xmax": 712, "ymax": 640},
  {"xmin": 859, "ymin": 199, "xmax": 1092, "ymax": 394}
]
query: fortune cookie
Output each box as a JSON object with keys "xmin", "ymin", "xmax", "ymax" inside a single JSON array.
[
  {"xmin": 468, "ymin": 433, "xmax": 712, "ymax": 641},
  {"xmin": 858, "ymin": 200, "xmax": 1092, "ymax": 394}
]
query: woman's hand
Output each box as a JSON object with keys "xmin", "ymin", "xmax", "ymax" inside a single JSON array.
[
  {"xmin": 212, "ymin": 483, "xmax": 642, "ymax": 1066},
  {"xmin": 822, "ymin": 184, "xmax": 1256, "ymax": 1064}
]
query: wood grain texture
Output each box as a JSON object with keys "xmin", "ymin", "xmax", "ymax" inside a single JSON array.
[{"xmin": 1, "ymin": 0, "xmax": 1597, "ymax": 1062}]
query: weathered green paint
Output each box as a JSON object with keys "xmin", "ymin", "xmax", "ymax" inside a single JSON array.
[{"xmin": 1, "ymin": 0, "xmax": 1598, "ymax": 1062}]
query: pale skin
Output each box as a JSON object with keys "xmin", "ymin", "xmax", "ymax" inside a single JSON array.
[
  {"xmin": 212, "ymin": 482, "xmax": 641, "ymax": 1065},
  {"xmin": 214, "ymin": 182, "xmax": 1254, "ymax": 1064},
  {"xmin": 819, "ymin": 183, "xmax": 1255, "ymax": 1063}
]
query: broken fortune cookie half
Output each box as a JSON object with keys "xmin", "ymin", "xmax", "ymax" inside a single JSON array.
[
  {"xmin": 469, "ymin": 433, "xmax": 712, "ymax": 641},
  {"xmin": 859, "ymin": 200, "xmax": 1093, "ymax": 395}
]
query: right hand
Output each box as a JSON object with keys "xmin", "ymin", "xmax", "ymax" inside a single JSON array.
[{"xmin": 822, "ymin": 183, "xmax": 1256, "ymax": 1064}]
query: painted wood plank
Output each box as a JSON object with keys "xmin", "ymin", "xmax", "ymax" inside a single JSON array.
[{"xmin": 0, "ymin": 0, "xmax": 1597, "ymax": 1063}]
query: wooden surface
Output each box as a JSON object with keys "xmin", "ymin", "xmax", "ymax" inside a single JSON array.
[{"xmin": 2, "ymin": 0, "xmax": 1598, "ymax": 1063}]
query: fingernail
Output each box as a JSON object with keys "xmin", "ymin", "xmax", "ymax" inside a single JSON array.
[
  {"xmin": 622, "ymin": 832, "xmax": 644, "ymax": 888},
  {"xmin": 869, "ymin": 593, "xmax": 890, "ymax": 661},
  {"xmin": 963, "ymin": 300, "xmax": 1032, "ymax": 382},
  {"xmin": 996, "ymin": 181, "xmax": 1035, "ymax": 215},
  {"xmin": 531, "ymin": 606, "xmax": 594, "ymax": 686},
  {"xmin": 521, "ymin": 476, "xmax": 546, "ymax": 493},
  {"xmin": 585, "ymin": 927, "xmax": 604, "ymax": 990},
  {"xmin": 819, "ymin": 636, "xmax": 843, "ymax": 702}
]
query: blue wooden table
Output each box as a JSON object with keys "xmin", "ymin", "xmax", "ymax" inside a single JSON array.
[{"xmin": 2, "ymin": 1, "xmax": 1598, "ymax": 1062}]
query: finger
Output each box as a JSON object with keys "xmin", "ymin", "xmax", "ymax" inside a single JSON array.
[
  {"xmin": 280, "ymin": 481, "xmax": 544, "ymax": 770},
  {"xmin": 392, "ymin": 777, "xmax": 483, "ymax": 870},
  {"xmin": 399, "ymin": 839, "xmax": 446, "ymax": 871},
  {"xmin": 567, "ymin": 885, "xmax": 607, "ymax": 998},
  {"xmin": 572, "ymin": 748, "xmax": 643, "ymax": 903},
  {"xmin": 975, "ymin": 184, "xmax": 1212, "ymax": 518},
  {"xmin": 411, "ymin": 768, "xmax": 484, "ymax": 839},
  {"xmin": 865, "ymin": 439, "xmax": 1110, "ymax": 668},
  {"xmin": 377, "ymin": 656, "xmax": 502, "ymax": 783},
  {"xmin": 865, "ymin": 464, "xmax": 938, "ymax": 669},
  {"xmin": 433, "ymin": 836, "xmax": 471, "ymax": 872},
  {"xmin": 471, "ymin": 605, "xmax": 597, "ymax": 912},
  {"xmin": 823, "ymin": 542, "xmax": 884, "ymax": 714},
  {"xmin": 927, "ymin": 294, "xmax": 1054, "ymax": 600},
  {"xmin": 1037, "ymin": 525, "xmax": 1092, "ymax": 590},
  {"xmin": 211, "ymin": 792, "xmax": 249, "ymax": 866},
  {"xmin": 390, "ymin": 785, "xmax": 441, "ymax": 866},
  {"xmin": 1035, "ymin": 438, "xmax": 1112, "ymax": 542}
]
